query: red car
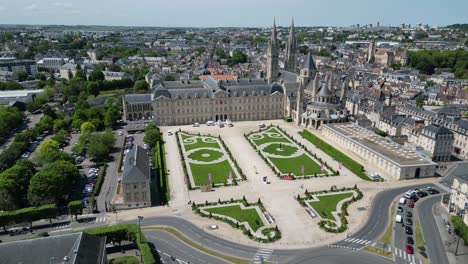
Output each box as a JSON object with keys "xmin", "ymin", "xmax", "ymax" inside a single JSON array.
[
  {"xmin": 408, "ymin": 201, "xmax": 415, "ymax": 208},
  {"xmin": 406, "ymin": 244, "xmax": 414, "ymax": 254}
]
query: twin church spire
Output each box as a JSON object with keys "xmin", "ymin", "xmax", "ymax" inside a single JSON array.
[{"xmin": 266, "ymin": 17, "xmax": 297, "ymax": 83}]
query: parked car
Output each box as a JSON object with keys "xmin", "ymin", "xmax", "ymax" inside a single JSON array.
[
  {"xmin": 406, "ymin": 211, "xmax": 412, "ymax": 218},
  {"xmin": 406, "ymin": 218, "xmax": 413, "ymax": 226},
  {"xmin": 410, "ymin": 196, "xmax": 419, "ymax": 202},
  {"xmin": 405, "ymin": 190, "xmax": 417, "ymax": 199},
  {"xmin": 21, "ymin": 152, "xmax": 30, "ymax": 158},
  {"xmin": 428, "ymin": 189, "xmax": 440, "ymax": 195},
  {"xmin": 193, "ymin": 123, "xmax": 200, "ymax": 127},
  {"xmin": 406, "ymin": 226, "xmax": 413, "ymax": 235},
  {"xmin": 208, "ymin": 225, "xmax": 218, "ymax": 230},
  {"xmin": 37, "ymin": 232, "xmax": 49, "ymax": 237},
  {"xmin": 417, "ymin": 191, "xmax": 428, "ymax": 198},
  {"xmin": 397, "ymin": 206, "xmax": 404, "ymax": 212},
  {"xmin": 405, "ymin": 244, "xmax": 414, "ymax": 254},
  {"xmin": 167, "ymin": 130, "xmax": 173, "ymax": 136},
  {"xmin": 407, "ymin": 236, "xmax": 414, "ymax": 245},
  {"xmin": 408, "ymin": 201, "xmax": 415, "ymax": 208},
  {"xmin": 259, "ymin": 123, "xmax": 266, "ymax": 128}
]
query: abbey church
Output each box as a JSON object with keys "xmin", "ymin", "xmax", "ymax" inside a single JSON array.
[{"xmin": 123, "ymin": 19, "xmax": 352, "ymax": 129}]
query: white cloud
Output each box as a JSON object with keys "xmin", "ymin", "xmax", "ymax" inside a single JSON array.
[
  {"xmin": 0, "ymin": 6, "xmax": 5, "ymax": 12},
  {"xmin": 52, "ymin": 2, "xmax": 73, "ymax": 8}
]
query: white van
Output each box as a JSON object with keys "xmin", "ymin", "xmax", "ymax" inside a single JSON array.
[
  {"xmin": 206, "ymin": 121, "xmax": 215, "ymax": 126},
  {"xmin": 404, "ymin": 190, "xmax": 416, "ymax": 199},
  {"xmin": 395, "ymin": 214, "xmax": 402, "ymax": 223},
  {"xmin": 399, "ymin": 197, "xmax": 406, "ymax": 205}
]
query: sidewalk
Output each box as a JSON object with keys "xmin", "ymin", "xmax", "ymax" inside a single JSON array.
[{"xmin": 434, "ymin": 203, "xmax": 468, "ymax": 264}]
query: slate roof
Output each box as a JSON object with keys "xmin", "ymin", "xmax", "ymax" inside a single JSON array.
[
  {"xmin": 124, "ymin": 94, "xmax": 152, "ymax": 104},
  {"xmin": 279, "ymin": 70, "xmax": 298, "ymax": 83},
  {"xmin": 122, "ymin": 145, "xmax": 150, "ymax": 182},
  {"xmin": 303, "ymin": 52, "xmax": 317, "ymax": 71},
  {"xmin": 0, "ymin": 232, "xmax": 106, "ymax": 264},
  {"xmin": 422, "ymin": 124, "xmax": 453, "ymax": 138}
]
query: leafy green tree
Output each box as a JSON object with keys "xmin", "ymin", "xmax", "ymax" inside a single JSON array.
[
  {"xmin": 16, "ymin": 71, "xmax": 28, "ymax": 82},
  {"xmin": 163, "ymin": 75, "xmax": 176, "ymax": 81},
  {"xmin": 28, "ymin": 160, "xmax": 80, "ymax": 205},
  {"xmin": 144, "ymin": 126, "xmax": 160, "ymax": 147},
  {"xmin": 35, "ymin": 115, "xmax": 54, "ymax": 133},
  {"xmin": 87, "ymin": 82, "xmax": 100, "ymax": 97},
  {"xmin": 68, "ymin": 200, "xmax": 84, "ymax": 221},
  {"xmin": 133, "ymin": 80, "xmax": 149, "ymax": 91},
  {"xmin": 87, "ymin": 131, "xmax": 115, "ymax": 161},
  {"xmin": 104, "ymin": 107, "xmax": 121, "ymax": 128},
  {"xmin": 88, "ymin": 69, "xmax": 105, "ymax": 82},
  {"xmin": 34, "ymin": 139, "xmax": 60, "ymax": 165},
  {"xmin": 81, "ymin": 121, "xmax": 96, "ymax": 135},
  {"xmin": 0, "ymin": 159, "xmax": 36, "ymax": 210},
  {"xmin": 416, "ymin": 96, "xmax": 425, "ymax": 108},
  {"xmin": 53, "ymin": 119, "xmax": 67, "ymax": 131}
]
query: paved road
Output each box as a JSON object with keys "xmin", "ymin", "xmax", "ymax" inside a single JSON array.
[
  {"xmin": 417, "ymin": 195, "xmax": 449, "ymax": 264},
  {"xmin": 137, "ymin": 217, "xmax": 393, "ymax": 264},
  {"xmin": 96, "ymin": 130, "xmax": 125, "ymax": 212},
  {"xmin": 145, "ymin": 230, "xmax": 228, "ymax": 264}
]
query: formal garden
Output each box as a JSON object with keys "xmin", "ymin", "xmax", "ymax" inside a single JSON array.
[
  {"xmin": 246, "ymin": 126, "xmax": 336, "ymax": 178},
  {"xmin": 176, "ymin": 131, "xmax": 245, "ymax": 189},
  {"xmin": 192, "ymin": 197, "xmax": 281, "ymax": 243},
  {"xmin": 296, "ymin": 186, "xmax": 363, "ymax": 233}
]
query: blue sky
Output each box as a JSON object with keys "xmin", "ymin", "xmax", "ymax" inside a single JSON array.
[{"xmin": 0, "ymin": 0, "xmax": 467, "ymax": 27}]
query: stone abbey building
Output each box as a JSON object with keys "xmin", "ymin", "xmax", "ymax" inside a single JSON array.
[{"xmin": 123, "ymin": 19, "xmax": 350, "ymax": 127}]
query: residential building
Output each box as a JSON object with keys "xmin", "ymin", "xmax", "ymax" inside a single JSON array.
[
  {"xmin": 449, "ymin": 175, "xmax": 468, "ymax": 225},
  {"xmin": 38, "ymin": 57, "xmax": 65, "ymax": 70},
  {"xmin": 417, "ymin": 124, "xmax": 454, "ymax": 162},
  {"xmin": 59, "ymin": 63, "xmax": 78, "ymax": 80},
  {"xmin": 121, "ymin": 145, "xmax": 151, "ymax": 208},
  {"xmin": 0, "ymin": 59, "xmax": 38, "ymax": 75}
]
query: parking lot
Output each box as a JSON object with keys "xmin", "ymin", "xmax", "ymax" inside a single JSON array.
[{"xmin": 393, "ymin": 186, "xmax": 441, "ymax": 263}]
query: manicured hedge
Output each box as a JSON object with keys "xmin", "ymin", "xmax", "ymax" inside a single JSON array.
[
  {"xmin": 451, "ymin": 215, "xmax": 468, "ymax": 245},
  {"xmin": 84, "ymin": 224, "xmax": 156, "ymax": 264},
  {"xmin": 192, "ymin": 198, "xmax": 281, "ymax": 243},
  {"xmin": 92, "ymin": 163, "xmax": 107, "ymax": 196},
  {"xmin": 297, "ymin": 186, "xmax": 363, "ymax": 233},
  {"xmin": 0, "ymin": 203, "xmax": 57, "ymax": 231},
  {"xmin": 299, "ymin": 130, "xmax": 371, "ymax": 181}
]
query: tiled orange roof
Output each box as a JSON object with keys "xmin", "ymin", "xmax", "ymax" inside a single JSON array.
[{"xmin": 199, "ymin": 74, "xmax": 237, "ymax": 81}]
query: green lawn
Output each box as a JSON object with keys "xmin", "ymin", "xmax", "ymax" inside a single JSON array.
[
  {"xmin": 262, "ymin": 143, "xmax": 298, "ymax": 156},
  {"xmin": 269, "ymin": 154, "xmax": 322, "ymax": 176},
  {"xmin": 299, "ymin": 130, "xmax": 371, "ymax": 181},
  {"xmin": 181, "ymin": 134, "xmax": 221, "ymax": 151},
  {"xmin": 188, "ymin": 149, "xmax": 224, "ymax": 162},
  {"xmin": 189, "ymin": 160, "xmax": 236, "ymax": 185},
  {"xmin": 250, "ymin": 127, "xmax": 291, "ymax": 146},
  {"xmin": 205, "ymin": 204, "xmax": 264, "ymax": 232},
  {"xmin": 308, "ymin": 192, "xmax": 354, "ymax": 221},
  {"xmin": 109, "ymin": 256, "xmax": 139, "ymax": 264}
]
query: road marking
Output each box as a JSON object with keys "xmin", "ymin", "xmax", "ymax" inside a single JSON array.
[
  {"xmin": 365, "ymin": 241, "xmax": 371, "ymax": 245},
  {"xmin": 372, "ymin": 242, "xmax": 376, "ymax": 246}
]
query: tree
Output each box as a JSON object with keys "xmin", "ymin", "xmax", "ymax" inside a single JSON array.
[
  {"xmin": 416, "ymin": 96, "xmax": 424, "ymax": 108},
  {"xmin": 16, "ymin": 71, "xmax": 28, "ymax": 82},
  {"xmin": 133, "ymin": 80, "xmax": 149, "ymax": 92},
  {"xmin": 36, "ymin": 115, "xmax": 54, "ymax": 133},
  {"xmin": 163, "ymin": 75, "xmax": 176, "ymax": 81},
  {"xmin": 0, "ymin": 159, "xmax": 36, "ymax": 210},
  {"xmin": 81, "ymin": 121, "xmax": 96, "ymax": 135},
  {"xmin": 88, "ymin": 69, "xmax": 105, "ymax": 82},
  {"xmin": 144, "ymin": 126, "xmax": 160, "ymax": 147},
  {"xmin": 68, "ymin": 200, "xmax": 84, "ymax": 221},
  {"xmin": 104, "ymin": 107, "xmax": 121, "ymax": 128},
  {"xmin": 87, "ymin": 82, "xmax": 100, "ymax": 97},
  {"xmin": 87, "ymin": 131, "xmax": 115, "ymax": 161},
  {"xmin": 53, "ymin": 119, "xmax": 67, "ymax": 131},
  {"xmin": 28, "ymin": 160, "xmax": 80, "ymax": 205},
  {"xmin": 34, "ymin": 139, "xmax": 60, "ymax": 165}
]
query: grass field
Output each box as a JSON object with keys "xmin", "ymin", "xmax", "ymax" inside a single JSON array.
[
  {"xmin": 363, "ymin": 246, "xmax": 394, "ymax": 260},
  {"xmin": 269, "ymin": 154, "xmax": 322, "ymax": 175},
  {"xmin": 308, "ymin": 192, "xmax": 354, "ymax": 221},
  {"xmin": 262, "ymin": 143, "xmax": 298, "ymax": 156},
  {"xmin": 188, "ymin": 149, "xmax": 224, "ymax": 162},
  {"xmin": 415, "ymin": 219, "xmax": 429, "ymax": 263},
  {"xmin": 250, "ymin": 127, "xmax": 291, "ymax": 146},
  {"xmin": 379, "ymin": 203, "xmax": 395, "ymax": 245},
  {"xmin": 299, "ymin": 130, "xmax": 371, "ymax": 181},
  {"xmin": 249, "ymin": 127, "xmax": 322, "ymax": 176},
  {"xmin": 181, "ymin": 134, "xmax": 220, "ymax": 151},
  {"xmin": 189, "ymin": 160, "xmax": 236, "ymax": 185},
  {"xmin": 109, "ymin": 256, "xmax": 139, "ymax": 264},
  {"xmin": 205, "ymin": 204, "xmax": 264, "ymax": 232}
]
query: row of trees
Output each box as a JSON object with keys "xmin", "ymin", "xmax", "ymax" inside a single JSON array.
[
  {"xmin": 0, "ymin": 106, "xmax": 25, "ymax": 142},
  {"xmin": 407, "ymin": 49, "xmax": 468, "ymax": 78}
]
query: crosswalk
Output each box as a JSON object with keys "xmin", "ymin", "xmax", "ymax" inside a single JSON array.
[
  {"xmin": 343, "ymin": 237, "xmax": 375, "ymax": 246},
  {"xmin": 94, "ymin": 216, "xmax": 106, "ymax": 223},
  {"xmin": 54, "ymin": 222, "xmax": 70, "ymax": 229},
  {"xmin": 251, "ymin": 248, "xmax": 273, "ymax": 264},
  {"xmin": 394, "ymin": 247, "xmax": 421, "ymax": 264}
]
